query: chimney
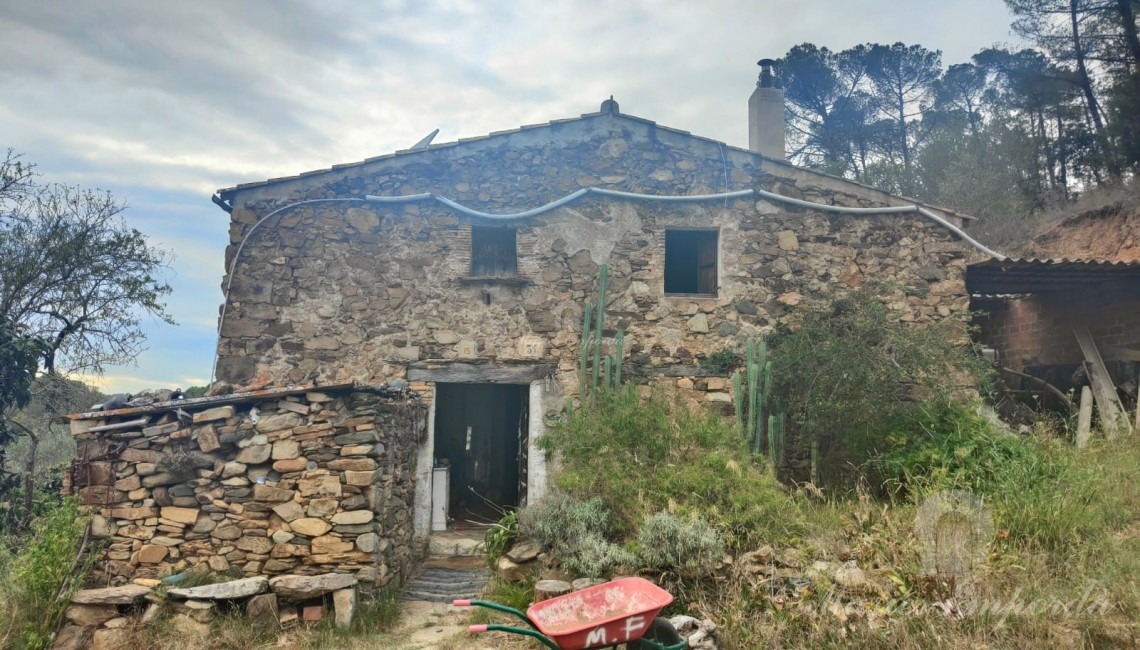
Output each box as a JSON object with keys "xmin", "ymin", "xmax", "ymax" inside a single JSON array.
[{"xmin": 748, "ymin": 58, "xmax": 785, "ymax": 159}]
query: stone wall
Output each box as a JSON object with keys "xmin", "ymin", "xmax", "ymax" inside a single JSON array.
[
  {"xmin": 215, "ymin": 112, "xmax": 972, "ymax": 405},
  {"xmin": 65, "ymin": 386, "xmax": 427, "ymax": 588}
]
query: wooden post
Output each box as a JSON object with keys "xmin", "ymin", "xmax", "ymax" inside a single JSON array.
[
  {"xmin": 1076, "ymin": 386, "xmax": 1093, "ymax": 449},
  {"xmin": 533, "ymin": 580, "xmax": 572, "ymax": 603}
]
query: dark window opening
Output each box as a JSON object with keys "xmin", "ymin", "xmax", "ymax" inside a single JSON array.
[
  {"xmin": 471, "ymin": 227, "xmax": 517, "ymax": 277},
  {"xmin": 665, "ymin": 230, "xmax": 718, "ymax": 295}
]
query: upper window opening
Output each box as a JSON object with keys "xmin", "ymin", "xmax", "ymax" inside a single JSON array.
[
  {"xmin": 664, "ymin": 230, "xmax": 717, "ymax": 295},
  {"xmin": 471, "ymin": 226, "xmax": 517, "ymax": 277}
]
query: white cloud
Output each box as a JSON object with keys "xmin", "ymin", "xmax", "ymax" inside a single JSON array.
[{"xmin": 1, "ymin": 0, "xmax": 1018, "ymax": 394}]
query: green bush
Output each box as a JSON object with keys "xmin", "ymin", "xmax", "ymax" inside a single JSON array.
[
  {"xmin": 874, "ymin": 399, "xmax": 1125, "ymax": 554},
  {"xmin": 562, "ymin": 532, "xmax": 637, "ymax": 578},
  {"xmin": 0, "ymin": 498, "xmax": 94, "ymax": 650},
  {"xmin": 766, "ymin": 286, "xmax": 987, "ymax": 486},
  {"xmin": 635, "ymin": 513, "xmax": 725, "ymax": 575},
  {"xmin": 541, "ymin": 385, "xmax": 802, "ymax": 550},
  {"xmin": 484, "ymin": 509, "xmax": 519, "ymax": 568}
]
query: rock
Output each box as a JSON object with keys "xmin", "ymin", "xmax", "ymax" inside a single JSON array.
[
  {"xmin": 777, "ymin": 230, "xmax": 799, "ymax": 251},
  {"xmin": 211, "ymin": 525, "xmax": 241, "ymax": 541},
  {"xmin": 64, "ymin": 603, "xmax": 119, "ymax": 626},
  {"xmin": 168, "ymin": 576, "xmax": 268, "ymax": 600},
  {"xmin": 246, "ymin": 593, "xmax": 278, "ymax": 627},
  {"xmin": 270, "ymin": 573, "xmax": 357, "ymax": 599},
  {"xmin": 496, "ymin": 556, "xmax": 529, "ymax": 583},
  {"xmin": 735, "ymin": 299, "xmax": 758, "ymax": 315},
  {"xmin": 290, "ymin": 518, "xmax": 333, "ymax": 537},
  {"xmin": 236, "ymin": 536, "xmax": 275, "ymax": 554},
  {"xmin": 50, "ymin": 625, "xmax": 91, "ymax": 650},
  {"xmin": 208, "ymin": 555, "xmax": 231, "ymax": 572},
  {"xmin": 272, "ymin": 530, "xmax": 295, "ymax": 543},
  {"xmin": 170, "ymin": 613, "xmax": 210, "ymax": 636},
  {"xmin": 668, "ymin": 615, "xmax": 719, "ymax": 650},
  {"xmin": 331, "ymin": 510, "xmax": 372, "ymax": 525},
  {"xmin": 221, "ymin": 462, "xmax": 247, "ymax": 478},
  {"xmin": 160, "ymin": 507, "xmax": 200, "ymax": 525},
  {"xmin": 71, "ymin": 585, "xmax": 151, "ymax": 605},
  {"xmin": 272, "ymin": 458, "xmax": 307, "ymax": 473},
  {"xmin": 272, "ymin": 501, "xmax": 304, "ymax": 522},
  {"xmin": 172, "ymin": 599, "xmax": 214, "ymax": 623},
  {"xmin": 333, "ymin": 588, "xmax": 356, "ymax": 628},
  {"xmin": 91, "ymin": 628, "xmax": 127, "ymax": 650},
  {"xmin": 687, "ymin": 313, "xmax": 709, "ymax": 333},
  {"xmin": 306, "ymin": 498, "xmax": 338, "ymax": 517},
  {"xmin": 312, "ymin": 535, "xmax": 354, "ymax": 554},
  {"xmin": 135, "ymin": 544, "xmax": 168, "ymax": 564},
  {"xmin": 506, "ymin": 540, "xmax": 541, "ymax": 564},
  {"xmin": 355, "ymin": 533, "xmax": 379, "ymax": 553},
  {"xmin": 833, "ymin": 562, "xmax": 866, "ymax": 589},
  {"xmin": 192, "ymin": 406, "xmax": 235, "ymax": 423},
  {"xmin": 344, "ymin": 470, "xmax": 377, "ymax": 486},
  {"xmin": 252, "ymin": 484, "xmax": 295, "ymax": 502},
  {"xmin": 235, "ymin": 444, "xmax": 271, "ymax": 464},
  {"xmin": 271, "ymin": 439, "xmax": 301, "ymax": 460}
]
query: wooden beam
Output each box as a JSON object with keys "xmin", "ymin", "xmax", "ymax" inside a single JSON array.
[
  {"xmin": 407, "ymin": 363, "xmax": 556, "ymax": 384},
  {"xmin": 86, "ymin": 417, "xmax": 151, "ymax": 433},
  {"xmin": 1076, "ymin": 386, "xmax": 1093, "ymax": 449},
  {"xmin": 1072, "ymin": 326, "xmax": 1132, "ymax": 439}
]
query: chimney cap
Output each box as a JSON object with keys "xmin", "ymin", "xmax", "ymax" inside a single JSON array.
[
  {"xmin": 756, "ymin": 59, "xmax": 779, "ymax": 88},
  {"xmin": 600, "ymin": 95, "xmax": 620, "ymax": 114}
]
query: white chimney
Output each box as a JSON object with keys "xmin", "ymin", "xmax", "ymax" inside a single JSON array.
[{"xmin": 748, "ymin": 58, "xmax": 785, "ymax": 160}]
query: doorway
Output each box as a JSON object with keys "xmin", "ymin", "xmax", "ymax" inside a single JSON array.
[{"xmin": 433, "ymin": 383, "xmax": 528, "ymax": 528}]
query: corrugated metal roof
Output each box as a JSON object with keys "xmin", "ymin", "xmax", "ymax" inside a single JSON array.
[{"xmin": 967, "ymin": 257, "xmax": 1140, "ymax": 295}]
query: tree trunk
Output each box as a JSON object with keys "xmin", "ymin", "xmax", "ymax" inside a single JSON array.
[
  {"xmin": 22, "ymin": 429, "xmax": 38, "ymax": 529},
  {"xmin": 1116, "ymin": 0, "xmax": 1140, "ymax": 71},
  {"xmin": 1070, "ymin": 0, "xmax": 1107, "ymax": 136}
]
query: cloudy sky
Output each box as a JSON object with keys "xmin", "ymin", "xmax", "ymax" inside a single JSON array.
[{"xmin": 0, "ymin": 0, "xmax": 1017, "ymax": 394}]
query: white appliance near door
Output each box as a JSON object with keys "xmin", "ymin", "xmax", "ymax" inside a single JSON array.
[{"xmin": 431, "ymin": 465, "xmax": 449, "ymax": 532}]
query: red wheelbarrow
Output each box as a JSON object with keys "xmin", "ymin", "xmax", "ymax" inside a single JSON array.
[{"xmin": 454, "ymin": 577, "xmax": 687, "ymax": 650}]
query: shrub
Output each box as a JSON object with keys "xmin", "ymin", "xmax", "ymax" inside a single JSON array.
[
  {"xmin": 542, "ymin": 385, "xmax": 802, "ymax": 550},
  {"xmin": 561, "ymin": 532, "xmax": 637, "ymax": 578},
  {"xmin": 874, "ymin": 398, "xmax": 1125, "ymax": 554},
  {"xmin": 0, "ymin": 498, "xmax": 94, "ymax": 650},
  {"xmin": 766, "ymin": 286, "xmax": 987, "ymax": 486},
  {"xmin": 635, "ymin": 513, "xmax": 725, "ymax": 575},
  {"xmin": 484, "ymin": 509, "xmax": 519, "ymax": 568}
]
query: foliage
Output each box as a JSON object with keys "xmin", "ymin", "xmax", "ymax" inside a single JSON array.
[
  {"xmin": 634, "ymin": 513, "xmax": 724, "ymax": 576},
  {"xmin": 184, "ymin": 385, "xmax": 209, "ymax": 399},
  {"xmin": 873, "ymin": 399, "xmax": 1124, "ymax": 554},
  {"xmin": 541, "ymin": 386, "xmax": 803, "ymax": 550},
  {"xmin": 700, "ymin": 348, "xmax": 739, "ymax": 373},
  {"xmin": 484, "ymin": 508, "xmax": 519, "ymax": 568},
  {"xmin": 0, "ymin": 498, "xmax": 95, "ymax": 650},
  {"xmin": 519, "ymin": 492, "xmax": 613, "ymax": 556},
  {"xmin": 766, "ymin": 286, "xmax": 985, "ymax": 486}
]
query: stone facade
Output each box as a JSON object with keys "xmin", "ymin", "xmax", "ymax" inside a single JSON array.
[
  {"xmin": 65, "ymin": 385, "xmax": 427, "ymax": 587},
  {"xmin": 215, "ymin": 111, "xmax": 973, "ymax": 407}
]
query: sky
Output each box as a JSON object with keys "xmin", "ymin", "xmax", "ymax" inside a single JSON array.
[{"xmin": 0, "ymin": 0, "xmax": 1018, "ymax": 394}]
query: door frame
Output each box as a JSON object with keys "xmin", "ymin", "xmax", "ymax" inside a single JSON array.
[{"xmin": 412, "ymin": 377, "xmax": 550, "ymax": 542}]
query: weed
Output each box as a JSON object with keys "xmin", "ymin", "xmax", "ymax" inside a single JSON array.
[{"xmin": 484, "ymin": 509, "xmax": 519, "ymax": 568}]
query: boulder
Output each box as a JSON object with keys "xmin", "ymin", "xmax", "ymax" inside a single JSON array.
[
  {"xmin": 496, "ymin": 556, "xmax": 529, "ymax": 583},
  {"xmin": 168, "ymin": 576, "xmax": 268, "ymax": 600},
  {"xmin": 91, "ymin": 628, "xmax": 127, "ymax": 650},
  {"xmin": 49, "ymin": 625, "xmax": 91, "ymax": 650},
  {"xmin": 269, "ymin": 573, "xmax": 357, "ymax": 599}
]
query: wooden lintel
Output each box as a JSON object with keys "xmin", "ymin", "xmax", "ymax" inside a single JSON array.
[
  {"xmin": 407, "ymin": 363, "xmax": 556, "ymax": 384},
  {"xmin": 86, "ymin": 417, "xmax": 151, "ymax": 433}
]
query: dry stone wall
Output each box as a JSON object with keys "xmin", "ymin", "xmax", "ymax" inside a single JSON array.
[
  {"xmin": 65, "ymin": 387, "xmax": 426, "ymax": 588},
  {"xmin": 216, "ymin": 114, "xmax": 971, "ymax": 405}
]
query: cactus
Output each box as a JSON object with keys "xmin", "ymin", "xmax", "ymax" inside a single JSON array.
[
  {"xmin": 591, "ymin": 265, "xmax": 608, "ymax": 396},
  {"xmin": 732, "ymin": 371, "xmax": 743, "ymax": 433},
  {"xmin": 603, "ymin": 355, "xmax": 612, "ymax": 389},
  {"xmin": 767, "ymin": 412, "xmax": 785, "ymax": 467},
  {"xmin": 745, "ymin": 340, "xmax": 758, "ymax": 442},
  {"xmin": 579, "ymin": 303, "xmax": 593, "ymax": 399}
]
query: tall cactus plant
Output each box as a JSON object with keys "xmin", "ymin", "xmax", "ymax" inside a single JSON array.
[
  {"xmin": 578, "ymin": 264, "xmax": 626, "ymax": 403},
  {"xmin": 733, "ymin": 338, "xmax": 785, "ymax": 463}
]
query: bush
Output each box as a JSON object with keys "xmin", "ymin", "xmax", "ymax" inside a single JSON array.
[
  {"xmin": 0, "ymin": 498, "xmax": 94, "ymax": 650},
  {"xmin": 766, "ymin": 286, "xmax": 986, "ymax": 486},
  {"xmin": 562, "ymin": 533, "xmax": 637, "ymax": 578},
  {"xmin": 484, "ymin": 509, "xmax": 519, "ymax": 568},
  {"xmin": 874, "ymin": 399, "xmax": 1125, "ymax": 554},
  {"xmin": 635, "ymin": 513, "xmax": 724, "ymax": 576},
  {"xmin": 541, "ymin": 385, "xmax": 802, "ymax": 550}
]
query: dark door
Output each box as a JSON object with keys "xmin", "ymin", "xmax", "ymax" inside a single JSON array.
[{"xmin": 434, "ymin": 384, "xmax": 526, "ymax": 524}]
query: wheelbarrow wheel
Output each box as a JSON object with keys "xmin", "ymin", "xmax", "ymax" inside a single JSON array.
[{"xmin": 627, "ymin": 617, "xmax": 683, "ymax": 649}]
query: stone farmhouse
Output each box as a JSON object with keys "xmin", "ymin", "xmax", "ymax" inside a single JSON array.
[{"xmin": 62, "ymin": 68, "xmax": 1003, "ymax": 591}]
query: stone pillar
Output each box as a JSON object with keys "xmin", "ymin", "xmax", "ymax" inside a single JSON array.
[{"xmin": 748, "ymin": 86, "xmax": 785, "ymax": 160}]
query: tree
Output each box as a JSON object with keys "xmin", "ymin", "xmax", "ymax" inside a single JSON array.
[
  {"xmin": 864, "ymin": 43, "xmax": 943, "ymax": 193},
  {"xmin": 0, "ymin": 151, "xmax": 173, "ymax": 528}
]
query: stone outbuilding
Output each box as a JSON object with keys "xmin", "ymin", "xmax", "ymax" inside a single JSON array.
[{"xmin": 207, "ymin": 74, "xmax": 996, "ymax": 540}]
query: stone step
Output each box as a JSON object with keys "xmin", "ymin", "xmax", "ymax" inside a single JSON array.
[
  {"xmin": 402, "ymin": 566, "xmax": 492, "ymax": 604},
  {"xmin": 427, "ymin": 533, "xmax": 485, "ymax": 558}
]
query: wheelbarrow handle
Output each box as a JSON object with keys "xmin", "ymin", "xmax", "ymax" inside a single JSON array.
[
  {"xmin": 452, "ymin": 599, "xmax": 537, "ymax": 629},
  {"xmin": 468, "ymin": 623, "xmax": 562, "ymax": 650}
]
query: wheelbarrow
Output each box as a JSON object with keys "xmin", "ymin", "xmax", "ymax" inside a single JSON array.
[{"xmin": 454, "ymin": 576, "xmax": 687, "ymax": 650}]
